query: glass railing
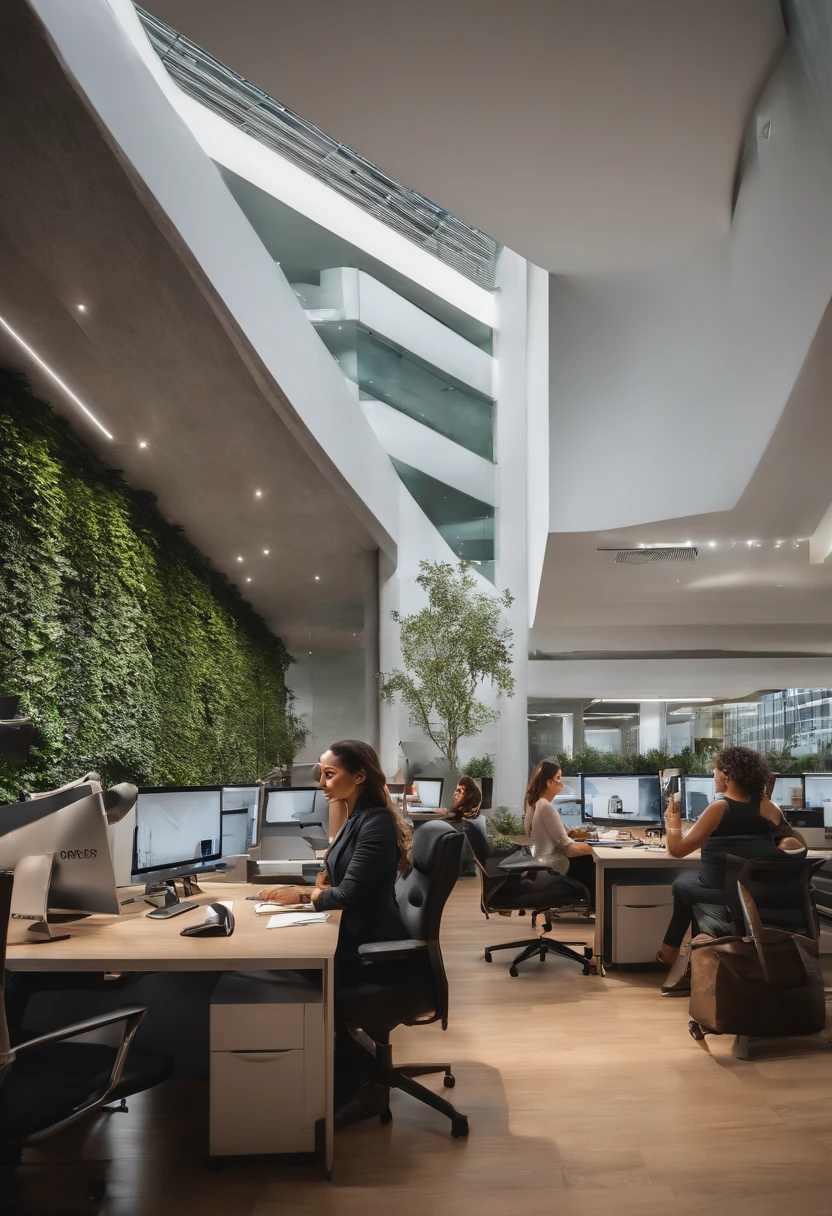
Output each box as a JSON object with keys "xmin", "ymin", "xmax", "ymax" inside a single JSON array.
[
  {"xmin": 315, "ymin": 322, "xmax": 494, "ymax": 461},
  {"xmin": 391, "ymin": 459, "xmax": 495, "ymax": 582},
  {"xmin": 135, "ymin": 5, "xmax": 501, "ymax": 290}
]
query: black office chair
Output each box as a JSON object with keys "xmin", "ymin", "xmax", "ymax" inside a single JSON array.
[
  {"xmin": 465, "ymin": 821, "xmax": 594, "ymax": 977},
  {"xmin": 693, "ymin": 853, "xmax": 828, "ymax": 940},
  {"xmin": 0, "ymin": 870, "xmax": 173, "ymax": 1198},
  {"xmin": 335, "ymin": 820, "xmax": 469, "ymax": 1138}
]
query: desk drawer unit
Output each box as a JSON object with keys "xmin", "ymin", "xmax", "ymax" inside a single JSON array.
[
  {"xmin": 611, "ymin": 884, "xmax": 674, "ymax": 965},
  {"xmin": 210, "ymin": 972, "xmax": 324, "ymax": 1157}
]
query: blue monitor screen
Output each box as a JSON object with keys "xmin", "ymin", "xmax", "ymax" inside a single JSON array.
[
  {"xmin": 581, "ymin": 775, "xmax": 662, "ymax": 825},
  {"xmin": 681, "ymin": 776, "xmax": 716, "ymax": 821}
]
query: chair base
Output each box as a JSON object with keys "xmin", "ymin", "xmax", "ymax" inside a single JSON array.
[
  {"xmin": 348, "ymin": 1036, "xmax": 469, "ymax": 1138},
  {"xmin": 483, "ymin": 935, "xmax": 594, "ymax": 977}
]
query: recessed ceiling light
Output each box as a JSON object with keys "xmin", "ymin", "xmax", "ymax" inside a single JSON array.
[
  {"xmin": 254, "ymin": 489, "xmax": 262, "ymax": 498},
  {"xmin": 314, "ymin": 575, "xmax": 320, "ymax": 581},
  {"xmin": 263, "ymin": 549, "xmax": 270, "ymax": 556},
  {"xmin": 246, "ymin": 577, "xmax": 252, "ymax": 583},
  {"xmin": 746, "ymin": 540, "xmax": 755, "ymax": 546},
  {"xmin": 309, "ymin": 651, "xmax": 312, "ymax": 655},
  {"xmin": 236, "ymin": 556, "xmax": 243, "ymax": 562},
  {"xmin": 708, "ymin": 540, "xmax": 717, "ymax": 548},
  {"xmin": 138, "ymin": 440, "xmax": 148, "ymax": 449},
  {"xmin": 76, "ymin": 303, "xmax": 87, "ymax": 313},
  {"xmin": 684, "ymin": 541, "xmax": 692, "ymax": 547},
  {"xmin": 0, "ymin": 312, "xmax": 113, "ymax": 439}
]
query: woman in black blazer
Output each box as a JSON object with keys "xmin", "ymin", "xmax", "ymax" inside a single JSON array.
[{"xmin": 258, "ymin": 739, "xmax": 412, "ymax": 966}]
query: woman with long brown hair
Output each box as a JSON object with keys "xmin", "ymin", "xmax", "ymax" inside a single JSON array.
[
  {"xmin": 524, "ymin": 757, "xmax": 596, "ymax": 904},
  {"xmin": 258, "ymin": 739, "xmax": 412, "ymax": 962}
]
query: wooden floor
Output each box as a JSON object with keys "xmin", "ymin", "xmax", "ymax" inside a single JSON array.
[{"xmin": 10, "ymin": 879, "xmax": 832, "ymax": 1216}]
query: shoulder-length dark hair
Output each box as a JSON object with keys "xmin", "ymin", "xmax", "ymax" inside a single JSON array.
[
  {"xmin": 524, "ymin": 757, "xmax": 562, "ymax": 811},
  {"xmin": 327, "ymin": 739, "xmax": 412, "ymax": 872},
  {"xmin": 448, "ymin": 774, "xmax": 482, "ymax": 821},
  {"xmin": 714, "ymin": 746, "xmax": 770, "ymax": 799}
]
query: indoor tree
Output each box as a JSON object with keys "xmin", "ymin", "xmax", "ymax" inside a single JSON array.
[{"xmin": 380, "ymin": 560, "xmax": 515, "ymax": 769}]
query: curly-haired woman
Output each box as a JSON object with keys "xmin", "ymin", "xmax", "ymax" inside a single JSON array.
[{"xmin": 657, "ymin": 746, "xmax": 794, "ymax": 979}]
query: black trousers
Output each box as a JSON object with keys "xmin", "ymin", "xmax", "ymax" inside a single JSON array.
[
  {"xmin": 664, "ymin": 872, "xmax": 727, "ymax": 948},
  {"xmin": 517, "ymin": 855, "xmax": 596, "ymax": 910}
]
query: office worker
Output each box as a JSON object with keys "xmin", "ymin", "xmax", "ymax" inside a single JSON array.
[
  {"xmin": 657, "ymin": 747, "xmax": 790, "ymax": 970},
  {"xmin": 258, "ymin": 739, "xmax": 411, "ymax": 964},
  {"xmin": 524, "ymin": 758, "xmax": 596, "ymax": 906},
  {"xmin": 447, "ymin": 775, "xmax": 483, "ymax": 821}
]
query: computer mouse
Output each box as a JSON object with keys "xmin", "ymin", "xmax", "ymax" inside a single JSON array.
[{"xmin": 180, "ymin": 901, "xmax": 235, "ymax": 937}]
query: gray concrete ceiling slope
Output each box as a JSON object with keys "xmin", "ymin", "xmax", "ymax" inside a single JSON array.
[
  {"xmin": 531, "ymin": 293, "xmax": 832, "ymax": 660},
  {"xmin": 0, "ymin": 0, "xmax": 379, "ymax": 653},
  {"xmin": 146, "ymin": 0, "xmax": 784, "ymax": 273}
]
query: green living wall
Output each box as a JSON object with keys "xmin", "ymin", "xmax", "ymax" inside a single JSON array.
[{"xmin": 0, "ymin": 371, "xmax": 293, "ymax": 803}]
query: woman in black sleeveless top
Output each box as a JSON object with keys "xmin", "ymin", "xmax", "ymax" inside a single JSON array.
[{"xmin": 657, "ymin": 747, "xmax": 789, "ymax": 968}]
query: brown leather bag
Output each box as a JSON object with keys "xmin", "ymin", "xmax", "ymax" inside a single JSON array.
[{"xmin": 689, "ymin": 876, "xmax": 826, "ymax": 1038}]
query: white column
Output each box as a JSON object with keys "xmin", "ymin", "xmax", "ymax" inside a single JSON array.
[
  {"xmin": 493, "ymin": 249, "xmax": 532, "ymax": 812},
  {"xmin": 378, "ymin": 549, "xmax": 401, "ymax": 778},
  {"xmin": 639, "ymin": 702, "xmax": 666, "ymax": 753}
]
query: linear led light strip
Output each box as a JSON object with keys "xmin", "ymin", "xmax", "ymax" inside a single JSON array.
[{"xmin": 0, "ymin": 313, "xmax": 113, "ymax": 440}]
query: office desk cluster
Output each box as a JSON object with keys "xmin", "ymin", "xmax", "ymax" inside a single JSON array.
[{"xmin": 5, "ymin": 883, "xmax": 340, "ymax": 1174}]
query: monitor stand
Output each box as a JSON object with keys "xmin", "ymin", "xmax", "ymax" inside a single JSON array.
[{"xmin": 7, "ymin": 852, "xmax": 70, "ymax": 944}]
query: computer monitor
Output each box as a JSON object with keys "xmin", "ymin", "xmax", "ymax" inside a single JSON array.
[
  {"xmin": 132, "ymin": 786, "xmax": 222, "ymax": 882},
  {"xmin": 770, "ymin": 774, "xmax": 803, "ymax": 810},
  {"xmin": 581, "ymin": 774, "xmax": 662, "ymax": 826},
  {"xmin": 802, "ymin": 775, "xmax": 832, "ymax": 825},
  {"xmin": 221, "ymin": 784, "xmax": 261, "ymax": 850},
  {"xmin": 263, "ymin": 787, "xmax": 321, "ymax": 824},
  {"xmin": 680, "ymin": 775, "xmax": 716, "ymax": 821},
  {"xmin": 554, "ymin": 792, "xmax": 583, "ymax": 830},
  {"xmin": 0, "ymin": 783, "xmax": 120, "ymax": 914},
  {"xmin": 413, "ymin": 778, "xmax": 444, "ymax": 809}
]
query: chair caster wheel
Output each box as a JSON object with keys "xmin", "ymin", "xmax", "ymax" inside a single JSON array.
[
  {"xmin": 444, "ymin": 1074, "xmax": 456, "ymax": 1088},
  {"xmin": 689, "ymin": 1020, "xmax": 705, "ymax": 1042},
  {"xmin": 380, "ymin": 1108, "xmax": 393, "ymax": 1125},
  {"xmin": 509, "ymin": 965, "xmax": 519, "ymax": 977},
  {"xmin": 88, "ymin": 1180, "xmax": 106, "ymax": 1201},
  {"xmin": 451, "ymin": 1116, "xmax": 469, "ymax": 1138},
  {"xmin": 484, "ymin": 951, "xmax": 492, "ymax": 963}
]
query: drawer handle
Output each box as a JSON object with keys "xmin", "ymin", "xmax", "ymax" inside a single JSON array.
[{"xmin": 228, "ymin": 1051, "xmax": 293, "ymax": 1063}]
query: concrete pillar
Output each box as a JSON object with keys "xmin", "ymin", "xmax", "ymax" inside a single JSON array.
[
  {"xmin": 639, "ymin": 702, "xmax": 666, "ymax": 753},
  {"xmin": 361, "ymin": 550, "xmax": 380, "ymax": 751}
]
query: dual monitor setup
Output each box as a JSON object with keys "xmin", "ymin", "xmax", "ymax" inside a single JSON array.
[{"xmin": 556, "ymin": 772, "xmax": 832, "ymax": 831}]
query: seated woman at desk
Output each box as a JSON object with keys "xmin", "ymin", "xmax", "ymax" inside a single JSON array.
[
  {"xmin": 446, "ymin": 775, "xmax": 483, "ymax": 822},
  {"xmin": 524, "ymin": 758, "xmax": 596, "ymax": 906},
  {"xmin": 258, "ymin": 738, "xmax": 412, "ymax": 965},
  {"xmin": 657, "ymin": 747, "xmax": 800, "ymax": 972},
  {"xmin": 259, "ymin": 739, "xmax": 413, "ymax": 1115}
]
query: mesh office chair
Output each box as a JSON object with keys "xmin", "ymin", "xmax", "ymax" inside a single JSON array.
[
  {"xmin": 0, "ymin": 870, "xmax": 173, "ymax": 1198},
  {"xmin": 464, "ymin": 821, "xmax": 594, "ymax": 977},
  {"xmin": 335, "ymin": 820, "xmax": 469, "ymax": 1138}
]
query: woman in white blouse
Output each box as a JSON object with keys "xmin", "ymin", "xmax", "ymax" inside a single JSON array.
[{"xmin": 524, "ymin": 758, "xmax": 596, "ymax": 905}]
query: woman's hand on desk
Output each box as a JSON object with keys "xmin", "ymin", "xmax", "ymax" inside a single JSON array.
[{"xmin": 257, "ymin": 884, "xmax": 325, "ymax": 908}]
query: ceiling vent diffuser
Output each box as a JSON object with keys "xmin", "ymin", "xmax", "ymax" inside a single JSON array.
[{"xmin": 598, "ymin": 546, "xmax": 699, "ymax": 565}]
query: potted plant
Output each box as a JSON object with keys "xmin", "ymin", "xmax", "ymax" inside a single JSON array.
[
  {"xmin": 487, "ymin": 806, "xmax": 524, "ymax": 855},
  {"xmin": 463, "ymin": 754, "xmax": 494, "ymax": 809}
]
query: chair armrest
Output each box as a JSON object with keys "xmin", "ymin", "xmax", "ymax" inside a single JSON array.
[
  {"xmin": 10, "ymin": 1004, "xmax": 148, "ymax": 1059},
  {"xmin": 2, "ymin": 1004, "xmax": 148, "ymax": 1141},
  {"xmin": 497, "ymin": 855, "xmax": 555, "ymax": 873},
  {"xmin": 357, "ymin": 938, "xmax": 427, "ymax": 963}
]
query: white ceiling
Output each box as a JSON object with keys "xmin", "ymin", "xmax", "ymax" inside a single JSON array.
[
  {"xmin": 0, "ymin": 1, "xmax": 377, "ymax": 654},
  {"xmin": 147, "ymin": 0, "xmax": 785, "ymax": 273}
]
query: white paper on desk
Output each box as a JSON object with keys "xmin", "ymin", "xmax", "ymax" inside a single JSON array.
[{"xmin": 267, "ymin": 912, "xmax": 330, "ymax": 928}]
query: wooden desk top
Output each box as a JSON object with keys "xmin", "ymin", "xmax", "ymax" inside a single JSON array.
[{"xmin": 5, "ymin": 882, "xmax": 340, "ymax": 973}]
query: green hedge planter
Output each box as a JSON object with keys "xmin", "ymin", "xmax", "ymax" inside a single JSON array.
[{"xmin": 0, "ymin": 371, "xmax": 293, "ymax": 801}]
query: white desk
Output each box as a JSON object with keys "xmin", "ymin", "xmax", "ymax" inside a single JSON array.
[{"xmin": 4, "ymin": 881, "xmax": 340, "ymax": 1175}]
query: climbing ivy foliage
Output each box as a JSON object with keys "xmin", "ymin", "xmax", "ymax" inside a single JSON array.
[{"xmin": 0, "ymin": 372, "xmax": 293, "ymax": 802}]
